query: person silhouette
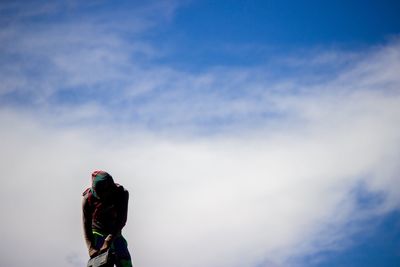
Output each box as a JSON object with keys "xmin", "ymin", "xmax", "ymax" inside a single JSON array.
[{"xmin": 82, "ymin": 170, "xmax": 132, "ymax": 267}]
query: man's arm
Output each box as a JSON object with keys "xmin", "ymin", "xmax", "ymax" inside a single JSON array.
[
  {"xmin": 106, "ymin": 189, "xmax": 129, "ymax": 241},
  {"xmin": 99, "ymin": 188, "xmax": 130, "ymax": 252},
  {"xmin": 82, "ymin": 196, "xmax": 95, "ymax": 253}
]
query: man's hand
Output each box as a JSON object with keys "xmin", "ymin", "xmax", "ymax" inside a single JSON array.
[
  {"xmin": 89, "ymin": 246, "xmax": 99, "ymax": 258},
  {"xmin": 99, "ymin": 235, "xmax": 113, "ymax": 252}
]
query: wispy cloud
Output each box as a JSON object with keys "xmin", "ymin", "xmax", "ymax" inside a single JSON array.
[{"xmin": 0, "ymin": 1, "xmax": 399, "ymax": 267}]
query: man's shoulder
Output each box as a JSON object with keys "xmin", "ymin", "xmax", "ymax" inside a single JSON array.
[
  {"xmin": 82, "ymin": 187, "xmax": 92, "ymax": 198},
  {"xmin": 115, "ymin": 184, "xmax": 129, "ymax": 198},
  {"xmin": 115, "ymin": 183, "xmax": 127, "ymax": 191}
]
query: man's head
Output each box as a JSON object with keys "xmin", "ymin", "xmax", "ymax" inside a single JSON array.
[{"xmin": 91, "ymin": 170, "xmax": 116, "ymax": 199}]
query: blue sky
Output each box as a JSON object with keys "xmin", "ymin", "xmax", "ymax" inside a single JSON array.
[
  {"xmin": 152, "ymin": 0, "xmax": 400, "ymax": 68},
  {"xmin": 0, "ymin": 1, "xmax": 400, "ymax": 267}
]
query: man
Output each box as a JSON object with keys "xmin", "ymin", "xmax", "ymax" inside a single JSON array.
[{"xmin": 82, "ymin": 170, "xmax": 132, "ymax": 267}]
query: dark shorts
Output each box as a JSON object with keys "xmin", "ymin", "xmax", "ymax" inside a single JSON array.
[{"xmin": 93, "ymin": 231, "xmax": 132, "ymax": 267}]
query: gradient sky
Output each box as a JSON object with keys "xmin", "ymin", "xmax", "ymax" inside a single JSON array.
[{"xmin": 0, "ymin": 1, "xmax": 400, "ymax": 267}]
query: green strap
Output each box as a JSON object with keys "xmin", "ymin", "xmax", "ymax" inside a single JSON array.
[{"xmin": 92, "ymin": 230, "xmax": 105, "ymax": 237}]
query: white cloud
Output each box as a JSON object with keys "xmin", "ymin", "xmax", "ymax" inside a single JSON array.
[
  {"xmin": 1, "ymin": 47, "xmax": 400, "ymax": 266},
  {"xmin": 0, "ymin": 1, "xmax": 400, "ymax": 267},
  {"xmin": 0, "ymin": 0, "xmax": 184, "ymax": 100}
]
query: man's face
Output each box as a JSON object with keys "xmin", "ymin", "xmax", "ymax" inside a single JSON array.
[{"xmin": 94, "ymin": 179, "xmax": 114, "ymax": 199}]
